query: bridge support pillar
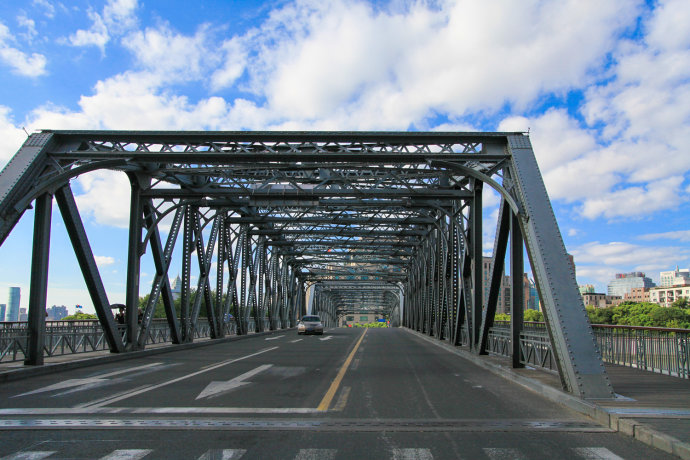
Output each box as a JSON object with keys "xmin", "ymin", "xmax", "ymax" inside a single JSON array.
[{"xmin": 25, "ymin": 193, "xmax": 52, "ymax": 366}]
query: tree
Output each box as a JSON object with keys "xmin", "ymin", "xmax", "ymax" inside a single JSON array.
[
  {"xmin": 61, "ymin": 312, "xmax": 97, "ymax": 320},
  {"xmin": 672, "ymin": 297, "xmax": 689, "ymax": 309},
  {"xmin": 523, "ymin": 309, "xmax": 543, "ymax": 322}
]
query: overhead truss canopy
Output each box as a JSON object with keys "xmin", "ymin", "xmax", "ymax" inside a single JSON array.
[{"xmin": 0, "ymin": 131, "xmax": 613, "ymax": 399}]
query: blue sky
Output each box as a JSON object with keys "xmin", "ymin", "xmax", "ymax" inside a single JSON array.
[{"xmin": 0, "ymin": 0, "xmax": 689, "ymax": 314}]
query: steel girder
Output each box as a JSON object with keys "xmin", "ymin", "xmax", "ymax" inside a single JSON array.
[{"xmin": 0, "ymin": 130, "xmax": 612, "ymax": 398}]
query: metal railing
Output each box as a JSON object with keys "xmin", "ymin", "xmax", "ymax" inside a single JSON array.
[
  {"xmin": 487, "ymin": 321, "xmax": 689, "ymax": 379},
  {"xmin": 0, "ymin": 317, "xmax": 283, "ymax": 363}
]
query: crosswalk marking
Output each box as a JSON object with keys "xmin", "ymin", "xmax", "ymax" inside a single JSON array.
[
  {"xmin": 483, "ymin": 448, "xmax": 525, "ymax": 460},
  {"xmin": 573, "ymin": 447, "xmax": 624, "ymax": 460},
  {"xmin": 99, "ymin": 450, "xmax": 152, "ymax": 460},
  {"xmin": 0, "ymin": 453, "xmax": 56, "ymax": 460},
  {"xmin": 294, "ymin": 449, "xmax": 336, "ymax": 460},
  {"xmin": 0, "ymin": 446, "xmax": 628, "ymax": 460},
  {"xmin": 391, "ymin": 448, "xmax": 434, "ymax": 460},
  {"xmin": 197, "ymin": 449, "xmax": 247, "ymax": 460}
]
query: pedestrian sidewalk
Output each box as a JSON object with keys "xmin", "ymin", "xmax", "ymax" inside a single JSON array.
[{"xmin": 409, "ymin": 329, "xmax": 690, "ymax": 460}]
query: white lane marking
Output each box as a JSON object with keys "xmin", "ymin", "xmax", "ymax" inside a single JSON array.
[
  {"xmin": 0, "ymin": 452, "xmax": 56, "ymax": 460},
  {"xmin": 483, "ymin": 448, "xmax": 525, "ymax": 460},
  {"xmin": 197, "ymin": 449, "xmax": 247, "ymax": 460},
  {"xmin": 294, "ymin": 449, "xmax": 336, "ymax": 460},
  {"xmin": 573, "ymin": 447, "xmax": 624, "ymax": 460},
  {"xmin": 290, "ymin": 339, "xmax": 303, "ymax": 343},
  {"xmin": 84, "ymin": 347, "xmax": 279, "ymax": 408},
  {"xmin": 13, "ymin": 363, "xmax": 163, "ymax": 398},
  {"xmin": 265, "ymin": 335, "xmax": 285, "ymax": 341},
  {"xmin": 0, "ymin": 406, "xmax": 321, "ymax": 415},
  {"xmin": 99, "ymin": 450, "xmax": 152, "ymax": 460},
  {"xmin": 76, "ymin": 385, "xmax": 155, "ymax": 409},
  {"xmin": 196, "ymin": 364, "xmax": 273, "ymax": 400},
  {"xmin": 391, "ymin": 448, "xmax": 434, "ymax": 460},
  {"xmin": 319, "ymin": 336, "xmax": 333, "ymax": 341},
  {"xmin": 350, "ymin": 358, "xmax": 360, "ymax": 370}
]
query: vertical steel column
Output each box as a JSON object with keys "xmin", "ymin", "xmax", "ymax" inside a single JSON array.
[
  {"xmin": 511, "ymin": 211, "xmax": 524, "ymax": 368},
  {"xmin": 215, "ymin": 212, "xmax": 226, "ymax": 337},
  {"xmin": 180, "ymin": 205, "xmax": 193, "ymax": 342},
  {"xmin": 472, "ymin": 179, "xmax": 483, "ymax": 349},
  {"xmin": 125, "ymin": 176, "xmax": 143, "ymax": 350},
  {"xmin": 24, "ymin": 193, "xmax": 52, "ymax": 365}
]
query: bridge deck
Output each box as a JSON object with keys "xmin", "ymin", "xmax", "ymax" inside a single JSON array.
[{"xmin": 0, "ymin": 328, "xmax": 686, "ymax": 459}]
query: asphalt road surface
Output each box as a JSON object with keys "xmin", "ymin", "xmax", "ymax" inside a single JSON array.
[{"xmin": 0, "ymin": 327, "xmax": 675, "ymax": 459}]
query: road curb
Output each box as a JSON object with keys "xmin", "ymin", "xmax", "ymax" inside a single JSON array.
[
  {"xmin": 404, "ymin": 328, "xmax": 690, "ymax": 459},
  {"xmin": 0, "ymin": 328, "xmax": 295, "ymax": 384}
]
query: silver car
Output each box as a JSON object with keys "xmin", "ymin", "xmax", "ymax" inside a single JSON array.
[{"xmin": 297, "ymin": 315, "xmax": 324, "ymax": 335}]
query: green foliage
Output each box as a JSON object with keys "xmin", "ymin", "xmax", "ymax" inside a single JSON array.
[
  {"xmin": 672, "ymin": 297, "xmax": 689, "ymax": 309},
  {"xmin": 523, "ymin": 309, "xmax": 543, "ymax": 322},
  {"xmin": 586, "ymin": 302, "xmax": 690, "ymax": 329},
  {"xmin": 354, "ymin": 321, "xmax": 389, "ymax": 328},
  {"xmin": 61, "ymin": 312, "xmax": 98, "ymax": 320},
  {"xmin": 494, "ymin": 310, "xmax": 543, "ymax": 322}
]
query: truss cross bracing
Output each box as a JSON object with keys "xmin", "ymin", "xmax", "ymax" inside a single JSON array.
[{"xmin": 0, "ymin": 131, "xmax": 613, "ymax": 399}]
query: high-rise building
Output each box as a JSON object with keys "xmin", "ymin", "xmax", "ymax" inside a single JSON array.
[
  {"xmin": 607, "ymin": 272, "xmax": 655, "ymax": 298},
  {"xmin": 579, "ymin": 284, "xmax": 595, "ymax": 295},
  {"xmin": 19, "ymin": 308, "xmax": 27, "ymax": 321},
  {"xmin": 171, "ymin": 275, "xmax": 182, "ymax": 301},
  {"xmin": 0, "ymin": 303, "xmax": 5, "ymax": 321},
  {"xmin": 660, "ymin": 267, "xmax": 690, "ymax": 287},
  {"xmin": 7, "ymin": 287, "xmax": 20, "ymax": 322},
  {"xmin": 482, "ymin": 257, "xmax": 509, "ymax": 314},
  {"xmin": 46, "ymin": 305, "xmax": 69, "ymax": 320}
]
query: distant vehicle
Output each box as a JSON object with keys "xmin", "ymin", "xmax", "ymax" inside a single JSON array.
[{"xmin": 297, "ymin": 315, "xmax": 324, "ymax": 335}]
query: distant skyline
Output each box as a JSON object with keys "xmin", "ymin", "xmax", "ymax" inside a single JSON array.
[{"xmin": 0, "ymin": 0, "xmax": 689, "ymax": 314}]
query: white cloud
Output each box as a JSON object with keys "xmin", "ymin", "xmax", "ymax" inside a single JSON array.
[
  {"xmin": 0, "ymin": 106, "xmax": 27, "ymax": 168},
  {"xmin": 0, "ymin": 22, "xmax": 47, "ymax": 76},
  {"xmin": 32, "ymin": 0, "xmax": 56, "ymax": 19},
  {"xmin": 74, "ymin": 170, "xmax": 132, "ymax": 228},
  {"xmin": 638, "ymin": 230, "xmax": 690, "ymax": 242},
  {"xmin": 94, "ymin": 255, "xmax": 115, "ymax": 266},
  {"xmin": 17, "ymin": 15, "xmax": 38, "ymax": 42},
  {"xmin": 571, "ymin": 240, "xmax": 689, "ymax": 288},
  {"xmin": 68, "ymin": 0, "xmax": 138, "ymax": 51}
]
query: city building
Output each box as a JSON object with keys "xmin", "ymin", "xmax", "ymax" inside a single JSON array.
[
  {"xmin": 579, "ymin": 284, "xmax": 595, "ymax": 295},
  {"xmin": 660, "ymin": 267, "xmax": 690, "ymax": 287},
  {"xmin": 649, "ymin": 285, "xmax": 690, "ymax": 308},
  {"xmin": 7, "ymin": 287, "xmax": 20, "ymax": 322},
  {"xmin": 482, "ymin": 257, "xmax": 509, "ymax": 314},
  {"xmin": 623, "ymin": 287, "xmax": 651, "ymax": 303},
  {"xmin": 46, "ymin": 305, "xmax": 69, "ymax": 320},
  {"xmin": 582, "ymin": 293, "xmax": 622, "ymax": 309},
  {"xmin": 523, "ymin": 274, "xmax": 540, "ymax": 311},
  {"xmin": 0, "ymin": 303, "xmax": 5, "ymax": 321},
  {"xmin": 19, "ymin": 308, "xmax": 27, "ymax": 321},
  {"xmin": 339, "ymin": 312, "xmax": 384, "ymax": 327},
  {"xmin": 171, "ymin": 275, "xmax": 182, "ymax": 301},
  {"xmin": 607, "ymin": 272, "xmax": 655, "ymax": 298}
]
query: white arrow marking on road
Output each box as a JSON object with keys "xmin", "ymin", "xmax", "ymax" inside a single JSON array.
[
  {"xmin": 196, "ymin": 364, "xmax": 273, "ymax": 400},
  {"xmin": 319, "ymin": 336, "xmax": 333, "ymax": 341},
  {"xmin": 13, "ymin": 362, "xmax": 164, "ymax": 398},
  {"xmin": 265, "ymin": 335, "xmax": 285, "ymax": 341}
]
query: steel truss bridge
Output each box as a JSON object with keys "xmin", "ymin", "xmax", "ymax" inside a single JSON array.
[{"xmin": 0, "ymin": 131, "xmax": 613, "ymax": 399}]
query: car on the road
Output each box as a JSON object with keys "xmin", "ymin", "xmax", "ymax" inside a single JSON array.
[{"xmin": 297, "ymin": 315, "xmax": 324, "ymax": 335}]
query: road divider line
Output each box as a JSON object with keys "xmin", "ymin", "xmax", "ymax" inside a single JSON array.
[
  {"xmin": 317, "ymin": 329, "xmax": 367, "ymax": 411},
  {"xmin": 85, "ymin": 347, "xmax": 279, "ymax": 408}
]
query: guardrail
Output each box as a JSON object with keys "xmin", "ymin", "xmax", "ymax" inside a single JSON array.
[
  {"xmin": 487, "ymin": 321, "xmax": 689, "ymax": 379},
  {"xmin": 0, "ymin": 318, "xmax": 280, "ymax": 363}
]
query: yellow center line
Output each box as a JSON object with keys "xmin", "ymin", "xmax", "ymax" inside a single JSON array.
[{"xmin": 317, "ymin": 328, "xmax": 367, "ymax": 411}]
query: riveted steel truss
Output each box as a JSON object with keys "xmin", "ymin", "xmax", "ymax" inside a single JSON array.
[{"xmin": 0, "ymin": 131, "xmax": 613, "ymax": 398}]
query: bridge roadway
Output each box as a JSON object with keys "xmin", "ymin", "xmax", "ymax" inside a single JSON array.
[{"xmin": 0, "ymin": 328, "xmax": 679, "ymax": 460}]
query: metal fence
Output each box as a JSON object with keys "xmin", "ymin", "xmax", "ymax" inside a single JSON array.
[
  {"xmin": 0, "ymin": 318, "xmax": 280, "ymax": 363},
  {"xmin": 487, "ymin": 321, "xmax": 689, "ymax": 379}
]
